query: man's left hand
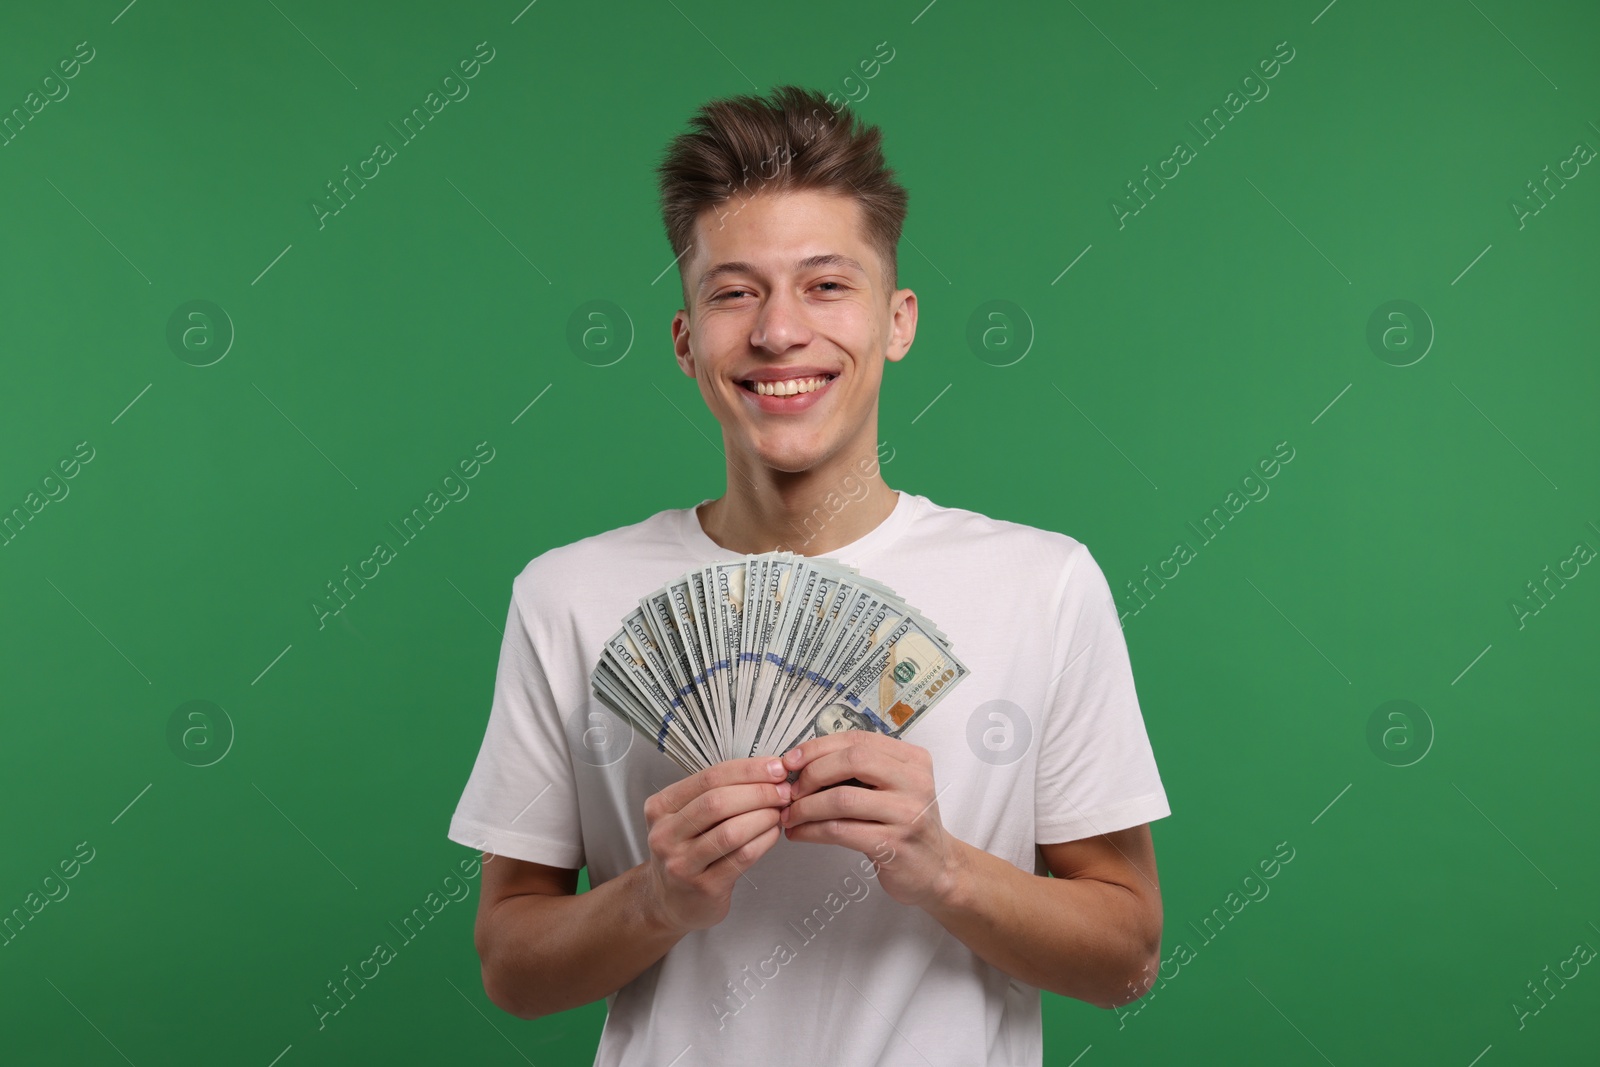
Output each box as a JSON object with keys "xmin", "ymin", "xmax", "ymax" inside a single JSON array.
[{"xmin": 779, "ymin": 730, "xmax": 966, "ymax": 911}]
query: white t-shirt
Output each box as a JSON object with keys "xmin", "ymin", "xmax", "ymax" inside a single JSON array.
[{"xmin": 447, "ymin": 490, "xmax": 1170, "ymax": 1066}]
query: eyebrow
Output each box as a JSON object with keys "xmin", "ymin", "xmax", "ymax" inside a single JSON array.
[{"xmin": 696, "ymin": 253, "xmax": 868, "ymax": 295}]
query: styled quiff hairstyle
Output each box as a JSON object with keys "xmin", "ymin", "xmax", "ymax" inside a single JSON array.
[{"xmin": 655, "ymin": 84, "xmax": 910, "ymax": 304}]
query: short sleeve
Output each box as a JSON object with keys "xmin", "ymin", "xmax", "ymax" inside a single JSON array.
[
  {"xmin": 446, "ymin": 580, "xmax": 586, "ymax": 869},
  {"xmin": 1033, "ymin": 543, "xmax": 1170, "ymax": 845}
]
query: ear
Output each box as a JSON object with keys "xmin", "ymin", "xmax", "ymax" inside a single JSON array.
[
  {"xmin": 885, "ymin": 289, "xmax": 916, "ymax": 364},
  {"xmin": 671, "ymin": 309, "xmax": 696, "ymax": 378}
]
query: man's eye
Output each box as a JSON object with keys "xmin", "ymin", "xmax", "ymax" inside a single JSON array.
[{"xmin": 715, "ymin": 282, "xmax": 844, "ymax": 302}]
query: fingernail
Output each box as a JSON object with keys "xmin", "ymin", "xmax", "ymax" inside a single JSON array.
[
  {"xmin": 776, "ymin": 781, "xmax": 791, "ymax": 802},
  {"xmin": 768, "ymin": 759, "xmax": 785, "ymax": 777}
]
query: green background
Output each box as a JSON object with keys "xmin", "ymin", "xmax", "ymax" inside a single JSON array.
[{"xmin": 2, "ymin": 0, "xmax": 1596, "ymax": 1063}]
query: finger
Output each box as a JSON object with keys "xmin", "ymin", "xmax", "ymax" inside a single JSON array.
[
  {"xmin": 783, "ymin": 783, "xmax": 894, "ymax": 829},
  {"xmin": 651, "ymin": 754, "xmax": 788, "ymax": 821},
  {"xmin": 702, "ymin": 820, "xmax": 783, "ymax": 881},
  {"xmin": 685, "ymin": 805, "xmax": 784, "ymax": 876},
  {"xmin": 666, "ymin": 780, "xmax": 791, "ymax": 847},
  {"xmin": 783, "ymin": 815, "xmax": 883, "ymax": 854},
  {"xmin": 781, "ymin": 729, "xmax": 917, "ymax": 775},
  {"xmin": 791, "ymin": 745, "xmax": 912, "ymax": 800}
]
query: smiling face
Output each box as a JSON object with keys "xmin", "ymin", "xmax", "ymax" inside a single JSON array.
[{"xmin": 671, "ymin": 189, "xmax": 915, "ymax": 476}]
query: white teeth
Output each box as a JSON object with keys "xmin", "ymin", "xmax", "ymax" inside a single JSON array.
[{"xmin": 751, "ymin": 375, "xmax": 830, "ymax": 397}]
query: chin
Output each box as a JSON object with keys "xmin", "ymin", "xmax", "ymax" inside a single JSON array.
[
  {"xmin": 752, "ymin": 439, "xmax": 831, "ymax": 474},
  {"xmin": 756, "ymin": 450, "xmax": 822, "ymax": 475},
  {"xmin": 736, "ymin": 431, "xmax": 825, "ymax": 473}
]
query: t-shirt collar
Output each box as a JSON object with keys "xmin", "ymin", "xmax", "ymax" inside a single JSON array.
[{"xmin": 677, "ymin": 489, "xmax": 917, "ymax": 565}]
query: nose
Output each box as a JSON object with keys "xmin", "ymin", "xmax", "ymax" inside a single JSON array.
[{"xmin": 750, "ymin": 286, "xmax": 811, "ymax": 354}]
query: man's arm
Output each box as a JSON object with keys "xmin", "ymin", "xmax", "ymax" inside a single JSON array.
[
  {"xmin": 475, "ymin": 856, "xmax": 680, "ymax": 1019},
  {"xmin": 474, "ymin": 755, "xmax": 792, "ymax": 1019},
  {"xmin": 779, "ymin": 732, "xmax": 1162, "ymax": 1010},
  {"xmin": 926, "ymin": 826, "xmax": 1162, "ymax": 1009}
]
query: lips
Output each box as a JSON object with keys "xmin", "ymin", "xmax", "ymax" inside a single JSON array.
[
  {"xmin": 737, "ymin": 366, "xmax": 839, "ymax": 388},
  {"xmin": 741, "ymin": 374, "xmax": 834, "ymax": 397},
  {"xmin": 736, "ymin": 370, "xmax": 838, "ymax": 412}
]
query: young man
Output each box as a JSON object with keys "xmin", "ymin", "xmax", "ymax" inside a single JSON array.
[{"xmin": 447, "ymin": 85, "xmax": 1169, "ymax": 1066}]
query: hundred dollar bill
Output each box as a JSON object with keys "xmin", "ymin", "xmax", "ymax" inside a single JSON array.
[
  {"xmin": 588, "ymin": 550, "xmax": 968, "ymax": 774},
  {"xmin": 786, "ymin": 606, "xmax": 957, "ymax": 742},
  {"xmin": 595, "ymin": 628, "xmax": 711, "ymax": 770}
]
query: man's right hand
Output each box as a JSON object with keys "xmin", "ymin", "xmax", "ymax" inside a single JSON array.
[{"xmin": 641, "ymin": 756, "xmax": 792, "ymax": 934}]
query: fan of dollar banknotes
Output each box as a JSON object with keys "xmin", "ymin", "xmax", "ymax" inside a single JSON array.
[{"xmin": 590, "ymin": 551, "xmax": 970, "ymax": 776}]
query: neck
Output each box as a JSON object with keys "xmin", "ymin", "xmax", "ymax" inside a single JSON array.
[{"xmin": 697, "ymin": 436, "xmax": 895, "ymax": 557}]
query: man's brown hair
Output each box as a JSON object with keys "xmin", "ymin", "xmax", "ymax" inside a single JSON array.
[{"xmin": 655, "ymin": 84, "xmax": 910, "ymax": 303}]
